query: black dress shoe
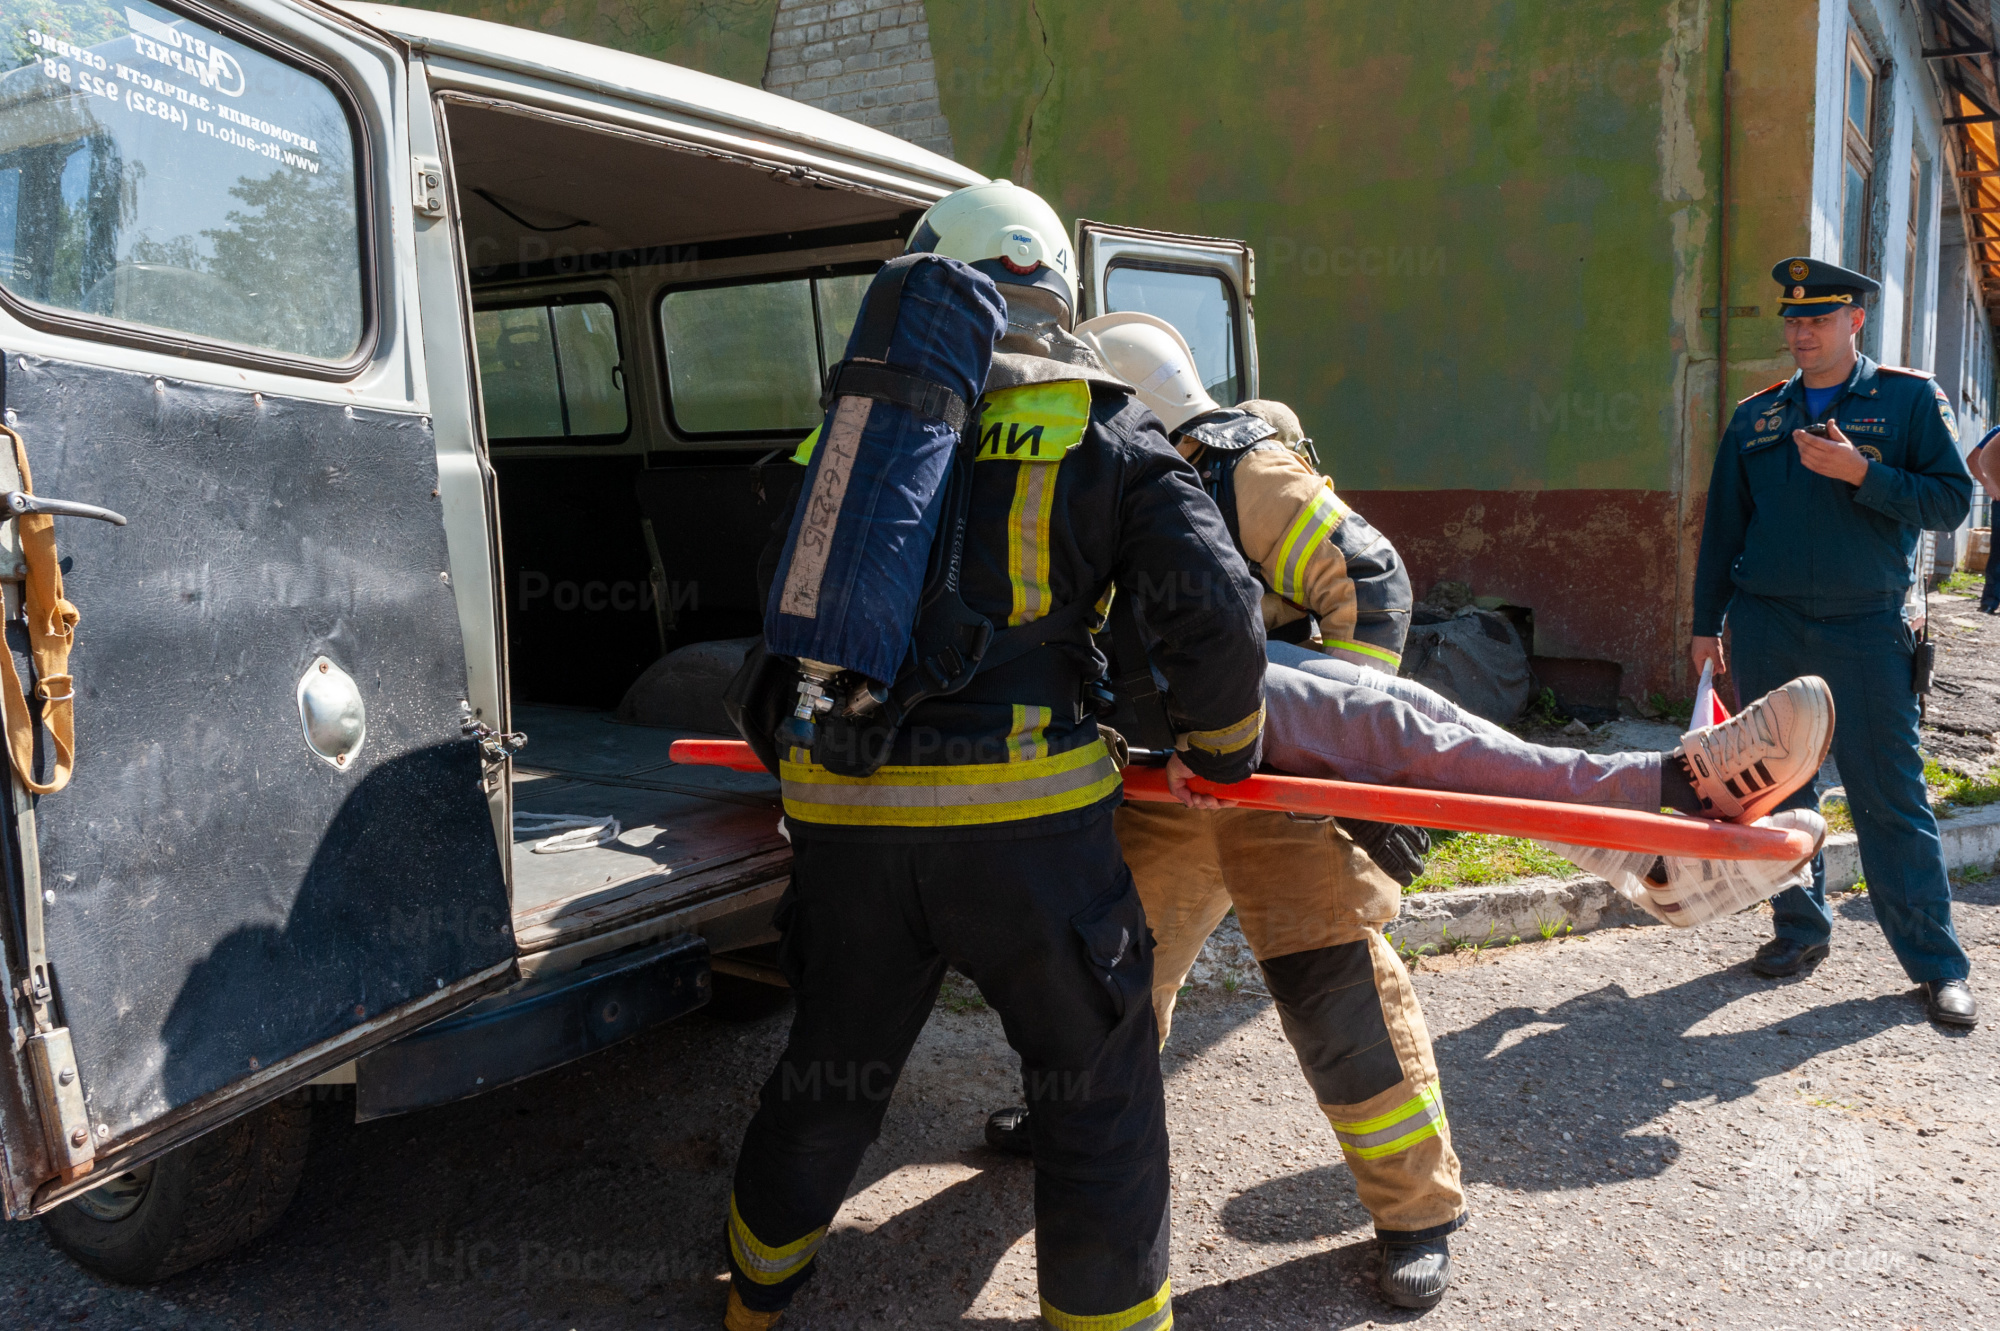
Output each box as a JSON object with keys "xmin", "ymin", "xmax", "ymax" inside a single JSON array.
[
  {"xmin": 1750, "ymin": 938, "xmax": 1829, "ymax": 978},
  {"xmin": 984, "ymin": 1105, "xmax": 1033, "ymax": 1156},
  {"xmin": 1926, "ymin": 979, "xmax": 1978, "ymax": 1027},
  {"xmin": 1378, "ymin": 1236, "xmax": 1452, "ymax": 1309}
]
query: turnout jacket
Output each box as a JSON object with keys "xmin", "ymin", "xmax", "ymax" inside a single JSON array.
[
  {"xmin": 1693, "ymin": 355, "xmax": 1972, "ymax": 634},
  {"xmin": 780, "ymin": 355, "xmax": 1269, "ymax": 839},
  {"xmin": 1185, "ymin": 435, "xmax": 1412, "ymax": 670}
]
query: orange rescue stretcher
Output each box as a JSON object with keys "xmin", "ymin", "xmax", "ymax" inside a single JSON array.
[{"xmin": 665, "ymin": 739, "xmax": 1815, "ymax": 862}]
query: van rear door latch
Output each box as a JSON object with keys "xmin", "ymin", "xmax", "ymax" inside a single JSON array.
[{"xmin": 462, "ymin": 717, "xmax": 526, "ymax": 762}]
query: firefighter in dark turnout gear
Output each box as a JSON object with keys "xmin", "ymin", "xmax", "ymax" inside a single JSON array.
[{"xmin": 722, "ymin": 182, "xmax": 1268, "ymax": 1331}]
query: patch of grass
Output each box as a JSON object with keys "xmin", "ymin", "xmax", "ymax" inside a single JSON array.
[
  {"xmin": 1406, "ymin": 829, "xmax": 1582, "ymax": 892},
  {"xmin": 1648, "ymin": 692, "xmax": 1695, "ymax": 727},
  {"xmin": 1820, "ymin": 797, "xmax": 1854, "ymax": 834},
  {"xmin": 1938, "ymin": 570, "xmax": 1985, "ymax": 596},
  {"xmin": 936, "ymin": 972, "xmax": 988, "ymax": 1013},
  {"xmin": 1849, "ymin": 878, "xmax": 1867, "ymax": 894},
  {"xmin": 1522, "ymin": 686, "xmax": 1567, "ymax": 728},
  {"xmin": 1534, "ymin": 913, "xmax": 1575, "ymax": 942},
  {"xmin": 1924, "ymin": 759, "xmax": 2000, "ymax": 810}
]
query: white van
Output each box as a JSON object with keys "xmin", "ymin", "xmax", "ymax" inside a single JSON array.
[{"xmin": 0, "ymin": 0, "xmax": 1258, "ymax": 1281}]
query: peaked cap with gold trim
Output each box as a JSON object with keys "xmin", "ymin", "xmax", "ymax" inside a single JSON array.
[{"xmin": 1770, "ymin": 256, "xmax": 1880, "ymax": 317}]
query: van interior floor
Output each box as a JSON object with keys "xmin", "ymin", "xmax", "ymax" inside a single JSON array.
[{"xmin": 508, "ymin": 704, "xmax": 785, "ymax": 940}]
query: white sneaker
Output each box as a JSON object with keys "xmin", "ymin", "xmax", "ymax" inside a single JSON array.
[
  {"xmin": 1541, "ymin": 809, "xmax": 1826, "ymax": 929},
  {"xmin": 1677, "ymin": 676, "xmax": 1834, "ymax": 823}
]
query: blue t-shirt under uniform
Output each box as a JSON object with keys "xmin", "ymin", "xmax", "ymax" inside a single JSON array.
[{"xmin": 1803, "ymin": 382, "xmax": 1841, "ymax": 420}]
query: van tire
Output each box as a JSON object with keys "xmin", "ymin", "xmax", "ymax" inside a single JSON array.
[{"xmin": 42, "ymin": 1093, "xmax": 313, "ymax": 1284}]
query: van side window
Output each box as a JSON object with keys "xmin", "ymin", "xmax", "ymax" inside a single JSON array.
[
  {"xmin": 0, "ymin": 0, "xmax": 365, "ymax": 361},
  {"xmin": 1105, "ymin": 264, "xmax": 1241, "ymax": 406},
  {"xmin": 659, "ymin": 272, "xmax": 873, "ymax": 438},
  {"xmin": 474, "ymin": 300, "xmax": 627, "ymax": 442}
]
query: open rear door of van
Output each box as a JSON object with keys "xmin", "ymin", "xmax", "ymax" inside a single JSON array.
[
  {"xmin": 1075, "ymin": 221, "xmax": 1260, "ymax": 404},
  {"xmin": 0, "ymin": 0, "xmax": 515, "ymax": 1216}
]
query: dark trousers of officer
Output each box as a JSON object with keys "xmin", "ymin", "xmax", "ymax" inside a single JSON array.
[
  {"xmin": 726, "ymin": 811, "xmax": 1172, "ymax": 1323},
  {"xmin": 1982, "ymin": 547, "xmax": 2000, "ymax": 612},
  {"xmin": 1730, "ymin": 593, "xmax": 1969, "ymax": 981}
]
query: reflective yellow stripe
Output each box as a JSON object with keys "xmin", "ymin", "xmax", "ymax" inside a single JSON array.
[
  {"xmin": 726, "ymin": 1193, "xmax": 825, "ymax": 1285},
  {"xmin": 1269, "ymin": 481, "xmax": 1348, "ymax": 601},
  {"xmin": 790, "ymin": 423, "xmax": 822, "ymax": 466},
  {"xmin": 974, "ymin": 380, "xmax": 1092, "ymax": 461},
  {"xmin": 1325, "ymin": 1081, "xmax": 1446, "ymax": 1161},
  {"xmin": 1092, "ymin": 582, "xmax": 1117, "ymax": 630},
  {"xmin": 1007, "ymin": 457, "xmax": 1062, "ymax": 625},
  {"xmin": 1040, "ymin": 1279, "xmax": 1172, "ymax": 1331},
  {"xmin": 780, "ymin": 739, "xmax": 1121, "ymax": 827},
  {"xmin": 1184, "ymin": 705, "xmax": 1263, "ymax": 757},
  {"xmin": 1324, "ymin": 638, "xmax": 1402, "ymax": 669},
  {"xmin": 1006, "ymin": 703, "xmax": 1052, "ymax": 762}
]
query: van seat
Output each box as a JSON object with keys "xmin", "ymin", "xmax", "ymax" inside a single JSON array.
[{"xmin": 617, "ymin": 636, "xmax": 758, "ymax": 733}]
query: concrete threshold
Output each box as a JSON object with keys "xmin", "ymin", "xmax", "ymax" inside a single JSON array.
[{"xmin": 1386, "ymin": 802, "xmax": 2000, "ymax": 954}]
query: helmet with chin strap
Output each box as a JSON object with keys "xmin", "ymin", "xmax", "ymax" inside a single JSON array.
[{"xmin": 906, "ymin": 180, "xmax": 1078, "ymax": 327}]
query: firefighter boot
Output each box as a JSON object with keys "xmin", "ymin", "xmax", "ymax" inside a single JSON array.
[
  {"xmin": 1378, "ymin": 1235, "xmax": 1452, "ymax": 1309},
  {"xmin": 725, "ymin": 1287, "xmax": 782, "ymax": 1330},
  {"xmin": 1676, "ymin": 676, "xmax": 1834, "ymax": 823},
  {"xmin": 984, "ymin": 1104, "xmax": 1034, "ymax": 1157}
]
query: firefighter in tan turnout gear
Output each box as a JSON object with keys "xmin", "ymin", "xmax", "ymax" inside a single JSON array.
[{"xmin": 984, "ymin": 312, "xmax": 1465, "ymax": 1309}]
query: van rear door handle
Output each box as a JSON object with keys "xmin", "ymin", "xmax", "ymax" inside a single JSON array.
[{"xmin": 1, "ymin": 493, "xmax": 127, "ymax": 526}]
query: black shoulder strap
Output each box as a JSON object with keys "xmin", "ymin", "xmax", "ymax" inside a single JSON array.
[{"xmin": 820, "ymin": 254, "xmax": 969, "ymax": 429}]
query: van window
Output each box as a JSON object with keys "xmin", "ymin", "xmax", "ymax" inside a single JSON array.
[
  {"xmin": 660, "ymin": 272, "xmax": 873, "ymax": 437},
  {"xmin": 1105, "ymin": 264, "xmax": 1241, "ymax": 406},
  {"xmin": 474, "ymin": 300, "xmax": 627, "ymax": 441},
  {"xmin": 0, "ymin": 0, "xmax": 365, "ymax": 360}
]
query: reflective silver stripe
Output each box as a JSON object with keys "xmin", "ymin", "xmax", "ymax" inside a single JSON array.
[
  {"xmin": 1333, "ymin": 1095, "xmax": 1443, "ymax": 1155},
  {"xmin": 727, "ymin": 1196, "xmax": 824, "ymax": 1284}
]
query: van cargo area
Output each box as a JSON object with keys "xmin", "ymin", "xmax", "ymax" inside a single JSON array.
[{"xmin": 438, "ymin": 96, "xmax": 918, "ymax": 960}]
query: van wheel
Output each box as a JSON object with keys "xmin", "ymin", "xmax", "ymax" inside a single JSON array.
[{"xmin": 42, "ymin": 1093, "xmax": 313, "ymax": 1284}]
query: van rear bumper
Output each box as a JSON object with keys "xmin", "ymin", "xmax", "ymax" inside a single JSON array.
[{"xmin": 353, "ymin": 933, "xmax": 710, "ymax": 1121}]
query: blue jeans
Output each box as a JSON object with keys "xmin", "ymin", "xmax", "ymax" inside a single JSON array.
[{"xmin": 1727, "ymin": 593, "xmax": 1968, "ymax": 982}]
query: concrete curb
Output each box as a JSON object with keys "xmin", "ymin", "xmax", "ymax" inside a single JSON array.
[
  {"xmin": 1386, "ymin": 802, "xmax": 2000, "ymax": 954},
  {"xmin": 1386, "ymin": 875, "xmax": 1652, "ymax": 954},
  {"xmin": 1821, "ymin": 801, "xmax": 2000, "ymax": 890}
]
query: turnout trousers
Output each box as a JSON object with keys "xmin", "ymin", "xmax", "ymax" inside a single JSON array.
[
  {"xmin": 1728, "ymin": 593, "xmax": 1969, "ymax": 982},
  {"xmin": 726, "ymin": 811, "xmax": 1174, "ymax": 1329},
  {"xmin": 1117, "ymin": 801, "xmax": 1466, "ymax": 1239}
]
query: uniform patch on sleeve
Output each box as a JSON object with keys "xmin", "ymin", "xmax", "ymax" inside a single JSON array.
[
  {"xmin": 974, "ymin": 380, "xmax": 1092, "ymax": 462},
  {"xmin": 1932, "ymin": 381, "xmax": 1960, "ymax": 445}
]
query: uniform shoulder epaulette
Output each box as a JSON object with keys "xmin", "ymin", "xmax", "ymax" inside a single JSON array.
[
  {"xmin": 1877, "ymin": 364, "xmax": 1935, "ymax": 378},
  {"xmin": 1737, "ymin": 379, "xmax": 1788, "ymax": 405}
]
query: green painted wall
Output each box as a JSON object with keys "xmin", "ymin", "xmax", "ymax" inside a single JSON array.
[
  {"xmin": 928, "ymin": 0, "xmax": 1727, "ymax": 496},
  {"xmin": 383, "ymin": 0, "xmax": 781, "ymax": 86}
]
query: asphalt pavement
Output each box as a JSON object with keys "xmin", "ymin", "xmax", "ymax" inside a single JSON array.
[
  {"xmin": 5, "ymin": 870, "xmax": 1995, "ymax": 1330},
  {"xmin": 12, "ymin": 589, "xmax": 2000, "ymax": 1330}
]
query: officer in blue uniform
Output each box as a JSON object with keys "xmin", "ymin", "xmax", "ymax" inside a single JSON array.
[{"xmin": 1691, "ymin": 256, "xmax": 1976, "ymax": 1026}]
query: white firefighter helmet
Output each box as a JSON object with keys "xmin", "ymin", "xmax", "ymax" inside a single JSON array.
[
  {"xmin": 1073, "ymin": 311, "xmax": 1221, "ymax": 434},
  {"xmin": 907, "ymin": 180, "xmax": 1077, "ymax": 323}
]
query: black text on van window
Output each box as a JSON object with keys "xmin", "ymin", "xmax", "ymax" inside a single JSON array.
[
  {"xmin": 474, "ymin": 300, "xmax": 627, "ymax": 441},
  {"xmin": 0, "ymin": 0, "xmax": 364, "ymax": 359},
  {"xmin": 1105, "ymin": 264, "xmax": 1241, "ymax": 407},
  {"xmin": 659, "ymin": 273, "xmax": 877, "ymax": 438}
]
